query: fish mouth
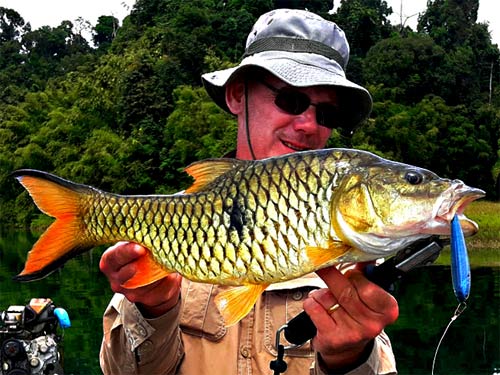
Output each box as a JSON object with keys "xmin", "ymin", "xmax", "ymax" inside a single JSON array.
[{"xmin": 432, "ymin": 182, "xmax": 485, "ymax": 236}]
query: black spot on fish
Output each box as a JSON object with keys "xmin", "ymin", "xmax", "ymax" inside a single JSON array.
[{"xmin": 226, "ymin": 199, "xmax": 245, "ymax": 238}]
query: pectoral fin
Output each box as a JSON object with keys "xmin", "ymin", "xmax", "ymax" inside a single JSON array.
[
  {"xmin": 305, "ymin": 241, "xmax": 351, "ymax": 268},
  {"xmin": 214, "ymin": 284, "xmax": 269, "ymax": 326}
]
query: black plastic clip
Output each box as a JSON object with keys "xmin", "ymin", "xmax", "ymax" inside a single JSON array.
[{"xmin": 270, "ymin": 324, "xmax": 303, "ymax": 374}]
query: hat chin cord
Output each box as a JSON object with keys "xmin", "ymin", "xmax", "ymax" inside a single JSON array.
[{"xmin": 244, "ymin": 79, "xmax": 257, "ymax": 160}]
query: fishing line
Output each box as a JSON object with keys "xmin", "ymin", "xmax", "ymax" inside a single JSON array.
[{"xmin": 431, "ymin": 301, "xmax": 467, "ymax": 375}]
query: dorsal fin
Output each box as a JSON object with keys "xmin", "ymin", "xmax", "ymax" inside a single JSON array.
[{"xmin": 184, "ymin": 158, "xmax": 247, "ymax": 193}]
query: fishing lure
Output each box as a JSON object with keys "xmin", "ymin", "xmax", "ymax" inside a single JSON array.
[
  {"xmin": 432, "ymin": 214, "xmax": 471, "ymax": 374},
  {"xmin": 450, "ymin": 214, "xmax": 471, "ymax": 302}
]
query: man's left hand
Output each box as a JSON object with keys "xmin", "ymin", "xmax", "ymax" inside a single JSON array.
[{"xmin": 303, "ymin": 265, "xmax": 399, "ymax": 371}]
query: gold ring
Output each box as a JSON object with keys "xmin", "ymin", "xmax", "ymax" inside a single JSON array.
[{"xmin": 327, "ymin": 303, "xmax": 341, "ymax": 314}]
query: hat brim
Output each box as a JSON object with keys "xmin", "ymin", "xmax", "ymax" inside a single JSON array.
[{"xmin": 202, "ymin": 51, "xmax": 372, "ymax": 132}]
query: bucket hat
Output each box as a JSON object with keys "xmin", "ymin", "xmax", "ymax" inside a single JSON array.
[{"xmin": 202, "ymin": 8, "xmax": 373, "ymax": 132}]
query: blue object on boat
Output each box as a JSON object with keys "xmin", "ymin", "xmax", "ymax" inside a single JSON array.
[
  {"xmin": 54, "ymin": 307, "xmax": 71, "ymax": 328},
  {"xmin": 450, "ymin": 214, "xmax": 471, "ymax": 302}
]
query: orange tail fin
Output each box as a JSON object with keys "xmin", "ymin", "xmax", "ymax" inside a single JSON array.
[{"xmin": 12, "ymin": 169, "xmax": 94, "ymax": 281}]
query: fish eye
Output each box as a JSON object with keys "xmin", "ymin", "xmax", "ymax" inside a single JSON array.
[{"xmin": 405, "ymin": 171, "xmax": 423, "ymax": 185}]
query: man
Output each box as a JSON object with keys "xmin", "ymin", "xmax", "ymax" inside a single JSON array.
[{"xmin": 99, "ymin": 9, "xmax": 399, "ymax": 374}]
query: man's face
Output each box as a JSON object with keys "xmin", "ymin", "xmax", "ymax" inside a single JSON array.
[{"xmin": 234, "ymin": 75, "xmax": 335, "ymax": 160}]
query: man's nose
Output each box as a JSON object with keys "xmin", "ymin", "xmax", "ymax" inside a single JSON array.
[{"xmin": 292, "ymin": 107, "xmax": 319, "ymax": 132}]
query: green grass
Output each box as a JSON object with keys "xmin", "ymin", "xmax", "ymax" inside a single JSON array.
[{"xmin": 436, "ymin": 200, "xmax": 500, "ymax": 267}]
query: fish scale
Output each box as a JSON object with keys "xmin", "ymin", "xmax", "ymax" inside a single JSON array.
[{"xmin": 186, "ymin": 154, "xmax": 322, "ymax": 284}]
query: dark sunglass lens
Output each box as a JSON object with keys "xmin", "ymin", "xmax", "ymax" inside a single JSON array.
[
  {"xmin": 317, "ymin": 105, "xmax": 356, "ymax": 137},
  {"xmin": 315, "ymin": 104, "xmax": 339, "ymax": 128},
  {"xmin": 275, "ymin": 90, "xmax": 310, "ymax": 115}
]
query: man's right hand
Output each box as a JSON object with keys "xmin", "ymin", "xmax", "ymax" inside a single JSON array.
[{"xmin": 99, "ymin": 241, "xmax": 182, "ymax": 318}]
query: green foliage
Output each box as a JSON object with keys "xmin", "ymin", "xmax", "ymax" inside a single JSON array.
[
  {"xmin": 93, "ymin": 16, "xmax": 119, "ymax": 51},
  {"xmin": 161, "ymin": 85, "xmax": 237, "ymax": 192},
  {"xmin": 363, "ymin": 34, "xmax": 447, "ymax": 104},
  {"xmin": 0, "ymin": 0, "xmax": 499, "ymax": 228},
  {"xmin": 417, "ymin": 0, "xmax": 479, "ymax": 50},
  {"xmin": 416, "ymin": 0, "xmax": 499, "ymax": 106},
  {"xmin": 360, "ymin": 93, "xmax": 497, "ymax": 193},
  {"xmin": 333, "ymin": 0, "xmax": 393, "ymax": 57}
]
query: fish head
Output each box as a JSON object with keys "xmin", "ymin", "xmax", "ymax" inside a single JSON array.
[{"xmin": 332, "ymin": 159, "xmax": 485, "ymax": 256}]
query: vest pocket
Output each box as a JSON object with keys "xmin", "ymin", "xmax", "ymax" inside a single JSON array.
[
  {"xmin": 180, "ymin": 282, "xmax": 227, "ymax": 341},
  {"xmin": 261, "ymin": 287, "xmax": 317, "ymax": 358}
]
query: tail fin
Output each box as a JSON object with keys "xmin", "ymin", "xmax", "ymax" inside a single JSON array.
[{"xmin": 12, "ymin": 169, "xmax": 94, "ymax": 281}]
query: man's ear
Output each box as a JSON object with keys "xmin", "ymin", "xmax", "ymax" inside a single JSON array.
[{"xmin": 225, "ymin": 79, "xmax": 245, "ymax": 115}]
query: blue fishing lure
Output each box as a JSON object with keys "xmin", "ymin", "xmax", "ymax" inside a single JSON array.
[
  {"xmin": 450, "ymin": 214, "xmax": 471, "ymax": 302},
  {"xmin": 432, "ymin": 214, "xmax": 472, "ymax": 374}
]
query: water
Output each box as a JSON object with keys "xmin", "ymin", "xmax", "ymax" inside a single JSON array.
[
  {"xmin": 0, "ymin": 231, "xmax": 499, "ymax": 374},
  {"xmin": 0, "ymin": 231, "xmax": 112, "ymax": 375},
  {"xmin": 386, "ymin": 266, "xmax": 500, "ymax": 374}
]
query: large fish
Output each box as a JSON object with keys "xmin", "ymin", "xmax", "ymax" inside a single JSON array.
[{"xmin": 12, "ymin": 148, "xmax": 484, "ymax": 325}]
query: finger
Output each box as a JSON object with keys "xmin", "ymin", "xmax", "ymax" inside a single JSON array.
[
  {"xmin": 134, "ymin": 274, "xmax": 183, "ymax": 317},
  {"xmin": 316, "ymin": 266, "xmax": 356, "ymax": 306},
  {"xmin": 346, "ymin": 270, "xmax": 399, "ymax": 323},
  {"xmin": 127, "ymin": 273, "xmax": 182, "ymax": 305},
  {"xmin": 316, "ymin": 267, "xmax": 383, "ymax": 323},
  {"xmin": 113, "ymin": 261, "xmax": 140, "ymax": 286},
  {"xmin": 100, "ymin": 241, "xmax": 146, "ymax": 273},
  {"xmin": 147, "ymin": 273, "xmax": 183, "ymax": 303},
  {"xmin": 352, "ymin": 261, "xmax": 376, "ymax": 272},
  {"xmin": 303, "ymin": 292, "xmax": 338, "ymax": 330},
  {"xmin": 308, "ymin": 288, "xmax": 338, "ymax": 312}
]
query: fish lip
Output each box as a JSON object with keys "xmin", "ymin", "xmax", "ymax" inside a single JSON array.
[
  {"xmin": 433, "ymin": 183, "xmax": 485, "ymax": 236},
  {"xmin": 436, "ymin": 185, "xmax": 485, "ymax": 222}
]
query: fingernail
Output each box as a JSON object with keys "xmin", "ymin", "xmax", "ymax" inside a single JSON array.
[{"xmin": 308, "ymin": 289, "xmax": 318, "ymax": 298}]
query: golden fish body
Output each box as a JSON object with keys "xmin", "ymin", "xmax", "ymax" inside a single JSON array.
[
  {"xmin": 86, "ymin": 151, "xmax": 341, "ymax": 285},
  {"xmin": 13, "ymin": 148, "xmax": 485, "ymax": 325}
]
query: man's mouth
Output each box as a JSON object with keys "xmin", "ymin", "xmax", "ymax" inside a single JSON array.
[{"xmin": 282, "ymin": 140, "xmax": 311, "ymax": 152}]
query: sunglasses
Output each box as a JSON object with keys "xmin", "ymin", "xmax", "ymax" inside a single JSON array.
[{"xmin": 257, "ymin": 79, "xmax": 344, "ymax": 131}]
